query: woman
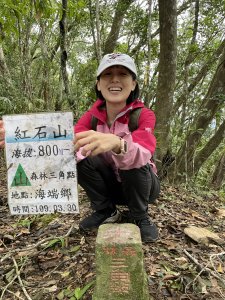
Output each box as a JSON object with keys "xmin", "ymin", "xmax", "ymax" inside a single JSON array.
[{"xmin": 74, "ymin": 53, "xmax": 160, "ymax": 242}]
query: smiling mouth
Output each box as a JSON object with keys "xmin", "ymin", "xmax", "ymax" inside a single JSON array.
[{"xmin": 108, "ymin": 87, "xmax": 122, "ymax": 92}]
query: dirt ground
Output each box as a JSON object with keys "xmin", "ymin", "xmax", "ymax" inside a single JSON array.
[{"xmin": 0, "ymin": 149, "xmax": 225, "ymax": 300}]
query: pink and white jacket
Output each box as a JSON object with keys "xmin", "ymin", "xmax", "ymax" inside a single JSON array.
[{"xmin": 74, "ymin": 98, "xmax": 157, "ymax": 178}]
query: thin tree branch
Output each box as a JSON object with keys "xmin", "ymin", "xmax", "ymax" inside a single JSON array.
[{"xmin": 12, "ymin": 257, "xmax": 32, "ymax": 300}]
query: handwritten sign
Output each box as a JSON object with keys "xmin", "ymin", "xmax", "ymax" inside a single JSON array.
[{"xmin": 3, "ymin": 112, "xmax": 79, "ymax": 215}]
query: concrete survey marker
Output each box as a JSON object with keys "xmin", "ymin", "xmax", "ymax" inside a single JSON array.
[{"xmin": 93, "ymin": 223, "xmax": 149, "ymax": 300}]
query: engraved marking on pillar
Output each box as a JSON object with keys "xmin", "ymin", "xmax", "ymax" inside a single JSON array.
[{"xmin": 109, "ymin": 258, "xmax": 130, "ymax": 294}]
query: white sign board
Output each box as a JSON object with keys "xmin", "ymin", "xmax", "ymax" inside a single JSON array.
[{"xmin": 3, "ymin": 112, "xmax": 79, "ymax": 215}]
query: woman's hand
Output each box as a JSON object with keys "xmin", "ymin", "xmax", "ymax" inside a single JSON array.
[
  {"xmin": 0, "ymin": 120, "xmax": 5, "ymax": 148},
  {"xmin": 74, "ymin": 130, "xmax": 121, "ymax": 157}
]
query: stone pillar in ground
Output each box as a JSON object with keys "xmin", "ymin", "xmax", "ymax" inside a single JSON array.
[{"xmin": 92, "ymin": 223, "xmax": 150, "ymax": 300}]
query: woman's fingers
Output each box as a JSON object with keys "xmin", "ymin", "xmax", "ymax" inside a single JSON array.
[{"xmin": 74, "ymin": 130, "xmax": 120, "ymax": 156}]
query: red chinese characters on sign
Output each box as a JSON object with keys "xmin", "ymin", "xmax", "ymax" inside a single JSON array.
[
  {"xmin": 102, "ymin": 246, "xmax": 136, "ymax": 257},
  {"xmin": 102, "ymin": 246, "xmax": 137, "ymax": 295},
  {"xmin": 102, "ymin": 246, "xmax": 117, "ymax": 255},
  {"xmin": 122, "ymin": 247, "xmax": 136, "ymax": 257},
  {"xmin": 109, "ymin": 258, "xmax": 130, "ymax": 294}
]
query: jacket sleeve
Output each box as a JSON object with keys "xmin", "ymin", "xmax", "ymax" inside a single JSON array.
[
  {"xmin": 74, "ymin": 111, "xmax": 93, "ymax": 162},
  {"xmin": 74, "ymin": 111, "xmax": 92, "ymax": 133},
  {"xmin": 112, "ymin": 108, "xmax": 156, "ymax": 170},
  {"xmin": 131, "ymin": 108, "xmax": 156, "ymax": 154}
]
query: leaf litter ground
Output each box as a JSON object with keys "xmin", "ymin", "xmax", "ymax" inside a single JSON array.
[{"xmin": 0, "ymin": 150, "xmax": 225, "ymax": 300}]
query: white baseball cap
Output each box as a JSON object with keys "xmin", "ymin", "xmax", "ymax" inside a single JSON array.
[{"xmin": 97, "ymin": 53, "xmax": 137, "ymax": 77}]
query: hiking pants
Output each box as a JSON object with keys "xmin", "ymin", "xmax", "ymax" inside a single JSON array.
[{"xmin": 77, "ymin": 156, "xmax": 160, "ymax": 220}]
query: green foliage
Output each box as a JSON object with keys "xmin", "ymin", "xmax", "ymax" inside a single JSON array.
[
  {"xmin": 43, "ymin": 237, "xmax": 65, "ymax": 250},
  {"xmin": 0, "ymin": 0, "xmax": 224, "ymax": 188},
  {"xmin": 12, "ymin": 214, "xmax": 59, "ymax": 232},
  {"xmin": 13, "ymin": 216, "xmax": 37, "ymax": 230},
  {"xmin": 0, "ymin": 97, "xmax": 13, "ymax": 115},
  {"xmin": 73, "ymin": 280, "xmax": 95, "ymax": 300},
  {"xmin": 56, "ymin": 280, "xmax": 95, "ymax": 300}
]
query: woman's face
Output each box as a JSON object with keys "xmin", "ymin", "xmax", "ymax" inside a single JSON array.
[{"xmin": 97, "ymin": 66, "xmax": 136, "ymax": 105}]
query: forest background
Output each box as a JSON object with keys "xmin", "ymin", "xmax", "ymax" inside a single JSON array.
[
  {"xmin": 0, "ymin": 1, "xmax": 225, "ymax": 300},
  {"xmin": 0, "ymin": 0, "xmax": 224, "ymax": 192}
]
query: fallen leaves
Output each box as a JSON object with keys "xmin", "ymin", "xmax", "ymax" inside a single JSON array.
[{"xmin": 0, "ymin": 150, "xmax": 225, "ymax": 300}]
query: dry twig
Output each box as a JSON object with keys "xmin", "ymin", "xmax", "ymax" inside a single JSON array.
[
  {"xmin": 0, "ymin": 242, "xmax": 27, "ymax": 300},
  {"xmin": 1, "ymin": 288, "xmax": 25, "ymax": 300},
  {"xmin": 1, "ymin": 224, "xmax": 75, "ymax": 260},
  {"xmin": 184, "ymin": 249, "xmax": 225, "ymax": 285},
  {"xmin": 12, "ymin": 256, "xmax": 32, "ymax": 300},
  {"xmin": 0, "ymin": 273, "xmax": 19, "ymax": 300},
  {"xmin": 0, "ymin": 225, "xmax": 75, "ymax": 299}
]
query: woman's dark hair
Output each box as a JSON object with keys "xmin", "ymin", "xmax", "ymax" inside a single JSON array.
[{"xmin": 95, "ymin": 69, "xmax": 140, "ymax": 104}]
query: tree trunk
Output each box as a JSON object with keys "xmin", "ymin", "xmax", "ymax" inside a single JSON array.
[
  {"xmin": 95, "ymin": 0, "xmax": 102, "ymax": 62},
  {"xmin": 15, "ymin": 7, "xmax": 33, "ymax": 101},
  {"xmin": 179, "ymin": 0, "xmax": 199, "ymax": 134},
  {"xmin": 60, "ymin": 0, "xmax": 70, "ymax": 95},
  {"xmin": 210, "ymin": 152, "xmax": 225, "ymax": 190},
  {"xmin": 193, "ymin": 119, "xmax": 225, "ymax": 175},
  {"xmin": 141, "ymin": 0, "xmax": 152, "ymax": 101},
  {"xmin": 88, "ymin": 0, "xmax": 98, "ymax": 61},
  {"xmin": 103, "ymin": 0, "xmax": 133, "ymax": 55},
  {"xmin": 173, "ymin": 39, "xmax": 225, "ymax": 115},
  {"xmin": 154, "ymin": 0, "xmax": 177, "ymax": 176},
  {"xmin": 130, "ymin": 0, "xmax": 193, "ymax": 58},
  {"xmin": 0, "ymin": 46, "xmax": 12, "ymax": 87},
  {"xmin": 38, "ymin": 20, "xmax": 51, "ymax": 109},
  {"xmin": 174, "ymin": 43, "xmax": 225, "ymax": 182},
  {"xmin": 57, "ymin": 0, "xmax": 70, "ymax": 110}
]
